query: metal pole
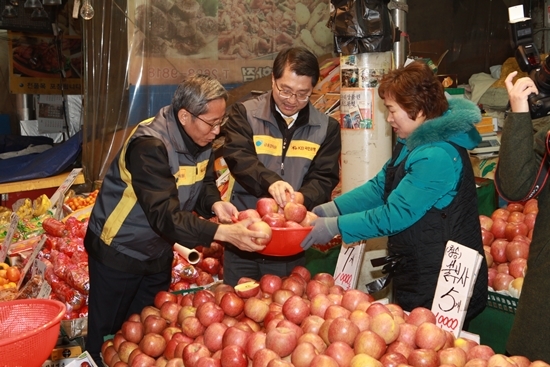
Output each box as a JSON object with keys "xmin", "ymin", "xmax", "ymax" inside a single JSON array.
[{"xmin": 389, "ymin": 0, "xmax": 409, "ymax": 68}]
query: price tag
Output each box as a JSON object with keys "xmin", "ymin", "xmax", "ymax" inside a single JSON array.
[
  {"xmin": 0, "ymin": 212, "xmax": 20, "ymax": 263},
  {"xmin": 16, "ymin": 235, "xmax": 46, "ymax": 290},
  {"xmin": 49, "ymin": 168, "xmax": 83, "ymax": 211},
  {"xmin": 37, "ymin": 278, "xmax": 52, "ymax": 299},
  {"xmin": 333, "ymin": 240, "xmax": 366, "ymax": 290},
  {"xmin": 431, "ymin": 240, "xmax": 483, "ymax": 337}
]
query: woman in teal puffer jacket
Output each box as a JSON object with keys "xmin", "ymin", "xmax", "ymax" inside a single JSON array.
[{"xmin": 301, "ymin": 61, "xmax": 488, "ymax": 325}]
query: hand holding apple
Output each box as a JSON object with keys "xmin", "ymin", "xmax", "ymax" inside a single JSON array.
[{"xmin": 214, "ymin": 219, "xmax": 269, "ymax": 252}]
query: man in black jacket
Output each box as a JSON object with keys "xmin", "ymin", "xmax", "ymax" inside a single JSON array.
[
  {"xmin": 84, "ymin": 74, "xmax": 268, "ymax": 365},
  {"xmin": 222, "ymin": 47, "xmax": 342, "ymax": 286}
]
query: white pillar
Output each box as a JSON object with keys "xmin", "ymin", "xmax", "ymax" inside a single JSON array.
[{"xmin": 334, "ymin": 51, "xmax": 393, "ymax": 296}]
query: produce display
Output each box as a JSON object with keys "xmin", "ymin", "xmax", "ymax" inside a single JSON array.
[
  {"xmin": 100, "ymin": 266, "xmax": 549, "ymax": 367},
  {"xmin": 480, "ymin": 198, "xmax": 538, "ymax": 299}
]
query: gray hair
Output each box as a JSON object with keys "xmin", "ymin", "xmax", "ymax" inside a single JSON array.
[{"xmin": 172, "ymin": 74, "xmax": 228, "ymax": 115}]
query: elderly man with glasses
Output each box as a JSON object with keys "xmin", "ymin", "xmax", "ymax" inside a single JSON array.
[
  {"xmin": 84, "ymin": 74, "xmax": 269, "ymax": 365},
  {"xmin": 222, "ymin": 47, "xmax": 342, "ymax": 286}
]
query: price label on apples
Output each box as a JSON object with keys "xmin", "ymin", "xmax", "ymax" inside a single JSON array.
[
  {"xmin": 333, "ymin": 240, "xmax": 366, "ymax": 290},
  {"xmin": 431, "ymin": 240, "xmax": 483, "ymax": 337}
]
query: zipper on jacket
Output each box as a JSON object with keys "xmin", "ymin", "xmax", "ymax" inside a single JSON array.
[{"xmin": 281, "ymin": 137, "xmax": 288, "ymax": 176}]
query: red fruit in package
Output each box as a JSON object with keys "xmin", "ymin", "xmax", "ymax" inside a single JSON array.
[{"xmin": 42, "ymin": 218, "xmax": 68, "ymax": 237}]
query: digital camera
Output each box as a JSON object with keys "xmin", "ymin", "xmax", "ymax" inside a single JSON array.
[{"xmin": 509, "ymin": 16, "xmax": 550, "ymax": 119}]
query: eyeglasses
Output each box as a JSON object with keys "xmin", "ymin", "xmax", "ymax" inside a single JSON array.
[
  {"xmin": 274, "ymin": 82, "xmax": 311, "ymax": 102},
  {"xmin": 187, "ymin": 110, "xmax": 228, "ymax": 131}
]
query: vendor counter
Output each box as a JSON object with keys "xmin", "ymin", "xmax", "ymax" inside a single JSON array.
[{"xmin": 0, "ymin": 171, "xmax": 85, "ymax": 208}]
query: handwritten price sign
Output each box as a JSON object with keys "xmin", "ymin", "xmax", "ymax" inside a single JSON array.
[
  {"xmin": 333, "ymin": 241, "xmax": 366, "ymax": 290},
  {"xmin": 431, "ymin": 240, "xmax": 483, "ymax": 337}
]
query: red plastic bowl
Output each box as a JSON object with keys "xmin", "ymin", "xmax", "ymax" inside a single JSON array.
[{"xmin": 259, "ymin": 226, "xmax": 313, "ymax": 256}]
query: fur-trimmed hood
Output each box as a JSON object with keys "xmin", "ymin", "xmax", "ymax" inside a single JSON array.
[{"xmin": 405, "ymin": 98, "xmax": 482, "ymax": 151}]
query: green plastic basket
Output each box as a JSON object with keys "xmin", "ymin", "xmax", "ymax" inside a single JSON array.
[{"xmin": 487, "ymin": 291, "xmax": 518, "ymax": 314}]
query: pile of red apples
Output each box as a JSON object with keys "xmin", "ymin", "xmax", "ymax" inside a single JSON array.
[
  {"xmin": 480, "ymin": 198, "xmax": 538, "ymax": 298},
  {"xmin": 99, "ymin": 266, "xmax": 548, "ymax": 367}
]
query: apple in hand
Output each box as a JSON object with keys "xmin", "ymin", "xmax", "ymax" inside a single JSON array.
[{"xmin": 248, "ymin": 221, "xmax": 272, "ymax": 246}]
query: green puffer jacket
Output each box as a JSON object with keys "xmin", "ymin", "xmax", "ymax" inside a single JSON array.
[{"xmin": 497, "ymin": 112, "xmax": 550, "ymax": 363}]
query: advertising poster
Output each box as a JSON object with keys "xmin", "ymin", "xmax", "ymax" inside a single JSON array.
[
  {"xmin": 8, "ymin": 32, "xmax": 83, "ymax": 95},
  {"xmin": 127, "ymin": 0, "xmax": 333, "ymax": 86},
  {"xmin": 340, "ymin": 88, "xmax": 374, "ymax": 130}
]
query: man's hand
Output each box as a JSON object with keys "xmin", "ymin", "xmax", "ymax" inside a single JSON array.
[
  {"xmin": 212, "ymin": 201, "xmax": 238, "ymax": 223},
  {"xmin": 505, "ymin": 71, "xmax": 538, "ymax": 113},
  {"xmin": 214, "ymin": 218, "xmax": 268, "ymax": 252},
  {"xmin": 300, "ymin": 217, "xmax": 340, "ymax": 250},
  {"xmin": 268, "ymin": 180, "xmax": 294, "ymax": 208}
]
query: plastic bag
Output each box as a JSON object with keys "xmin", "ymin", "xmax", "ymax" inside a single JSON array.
[{"xmin": 328, "ymin": 0, "xmax": 394, "ymax": 55}]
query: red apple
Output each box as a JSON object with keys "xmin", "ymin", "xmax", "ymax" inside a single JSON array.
[
  {"xmin": 161, "ymin": 326, "xmax": 183, "ymax": 343},
  {"xmin": 524, "ymin": 212, "xmax": 537, "ymax": 230},
  {"xmin": 181, "ymin": 316, "xmax": 206, "ymax": 339},
  {"xmin": 198, "ymin": 257, "xmax": 221, "ymax": 276},
  {"xmin": 491, "ymin": 208, "xmax": 510, "ymax": 222},
  {"xmin": 220, "ymin": 345, "xmax": 248, "ymax": 367},
  {"xmin": 182, "ymin": 342, "xmax": 211, "ymax": 367},
  {"xmin": 406, "ymin": 307, "xmax": 436, "ymax": 326},
  {"xmin": 139, "ymin": 332, "xmax": 167, "ymax": 358},
  {"xmin": 196, "ymin": 357, "xmax": 221, "ymax": 367},
  {"xmin": 238, "ymin": 209, "xmax": 262, "ymax": 221},
  {"xmin": 350, "ymin": 353, "xmax": 384, "ymax": 367},
  {"xmin": 466, "ymin": 345, "xmax": 495, "ymax": 361},
  {"xmin": 291, "ymin": 265, "xmax": 311, "ymax": 282},
  {"xmin": 481, "ymin": 228, "xmax": 495, "ymax": 247},
  {"xmin": 282, "ymin": 295, "xmax": 310, "ymax": 325},
  {"xmin": 284, "ymin": 202, "xmax": 307, "ymax": 223},
  {"xmin": 281, "ymin": 276, "xmax": 305, "ymax": 297},
  {"xmin": 248, "ymin": 221, "xmax": 273, "ymax": 246},
  {"xmin": 277, "ymin": 319, "xmax": 304, "ymax": 339},
  {"xmin": 155, "ymin": 291, "xmax": 178, "ymax": 309},
  {"xmin": 479, "ymin": 215, "xmax": 493, "ymax": 231},
  {"xmin": 349, "ymin": 309, "xmax": 372, "ymax": 332},
  {"xmin": 438, "ymin": 347, "xmax": 467, "ymax": 367},
  {"xmin": 310, "ymin": 293, "xmax": 332, "ymax": 318},
  {"xmin": 203, "ymin": 322, "xmax": 227, "ymax": 353},
  {"xmin": 222, "ymin": 324, "xmax": 253, "ymax": 350},
  {"xmin": 260, "ymin": 274, "xmax": 283, "ymax": 295},
  {"xmin": 523, "ymin": 198, "xmax": 538, "ymax": 214},
  {"xmin": 140, "ymin": 305, "xmax": 161, "ymax": 323},
  {"xmin": 244, "ymin": 297, "xmax": 270, "ymax": 323},
  {"xmin": 118, "ymin": 341, "xmax": 139, "ymax": 364},
  {"xmin": 273, "ymin": 289, "xmax": 294, "ymax": 305},
  {"xmin": 415, "ymin": 322, "xmax": 447, "ymax": 351},
  {"xmin": 491, "ymin": 218, "xmax": 507, "ymax": 239},
  {"xmin": 160, "ymin": 301, "xmax": 182, "ymax": 325},
  {"xmin": 300, "ymin": 211, "xmax": 319, "ymax": 227},
  {"xmin": 291, "ymin": 341, "xmax": 319, "ymax": 367},
  {"xmin": 386, "ymin": 340, "xmax": 414, "ymax": 359},
  {"xmin": 509, "ymin": 258, "xmax": 528, "ymax": 279},
  {"xmin": 379, "ymin": 352, "xmax": 408, "ymax": 367},
  {"xmin": 318, "ymin": 318, "xmax": 335, "ymax": 345},
  {"xmin": 284, "ymin": 221, "xmax": 303, "ymax": 228},
  {"xmin": 313, "ymin": 272, "xmax": 335, "ymax": 287},
  {"xmin": 245, "ymin": 331, "xmax": 267, "ymax": 359},
  {"xmin": 370, "ymin": 311, "xmax": 400, "ymax": 344},
  {"xmin": 300, "ymin": 314, "xmax": 325, "ymax": 334},
  {"xmin": 486, "ymin": 354, "xmax": 518, "ymax": 367},
  {"xmin": 324, "ymin": 304, "xmax": 351, "ymax": 320},
  {"xmin": 196, "ymin": 301, "xmax": 225, "ymax": 327},
  {"xmin": 465, "ymin": 359, "xmax": 489, "ymax": 367},
  {"xmin": 353, "ymin": 330, "xmax": 387, "ymax": 360},
  {"xmin": 408, "ymin": 348, "xmax": 439, "ymax": 367},
  {"xmin": 252, "ymin": 348, "xmax": 280, "ymax": 367},
  {"xmin": 121, "ymin": 320, "xmax": 144, "ymax": 344},
  {"xmin": 297, "ymin": 332, "xmax": 327, "ymax": 353},
  {"xmin": 220, "ymin": 292, "xmax": 245, "ymax": 317},
  {"xmin": 341, "ymin": 289, "xmax": 373, "ymax": 311},
  {"xmin": 327, "ymin": 316, "xmax": 359, "ymax": 346},
  {"xmin": 454, "ymin": 337, "xmax": 478, "ymax": 354},
  {"xmin": 266, "ymin": 327, "xmax": 297, "ymax": 358},
  {"xmin": 504, "ymin": 222, "xmax": 529, "ymax": 241},
  {"xmin": 396, "ymin": 322, "xmax": 417, "ymax": 348},
  {"xmin": 509, "ymin": 356, "xmax": 531, "ymax": 367},
  {"xmin": 257, "ymin": 198, "xmax": 279, "ymax": 217},
  {"xmin": 143, "ymin": 314, "xmax": 168, "ymax": 335},
  {"xmin": 234, "ymin": 281, "xmax": 261, "ymax": 299},
  {"xmin": 325, "ymin": 341, "xmax": 356, "ymax": 367},
  {"xmin": 505, "ymin": 240, "xmax": 529, "ymax": 262},
  {"xmin": 493, "ymin": 273, "xmax": 514, "ymax": 291},
  {"xmin": 262, "ymin": 213, "xmax": 287, "ymax": 228},
  {"xmin": 310, "ymin": 355, "xmax": 340, "ymax": 367},
  {"xmin": 366, "ymin": 302, "xmax": 392, "ymax": 318}
]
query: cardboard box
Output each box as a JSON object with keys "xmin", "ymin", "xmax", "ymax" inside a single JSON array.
[
  {"xmin": 470, "ymin": 155, "xmax": 499, "ymax": 180},
  {"xmin": 476, "ymin": 116, "xmax": 497, "ymax": 134}
]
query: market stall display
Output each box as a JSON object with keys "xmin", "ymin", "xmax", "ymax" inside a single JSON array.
[{"xmin": 98, "ymin": 266, "xmax": 548, "ymax": 367}]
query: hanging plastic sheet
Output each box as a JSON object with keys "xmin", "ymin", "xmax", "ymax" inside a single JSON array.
[{"xmin": 328, "ymin": 0, "xmax": 394, "ymax": 55}]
